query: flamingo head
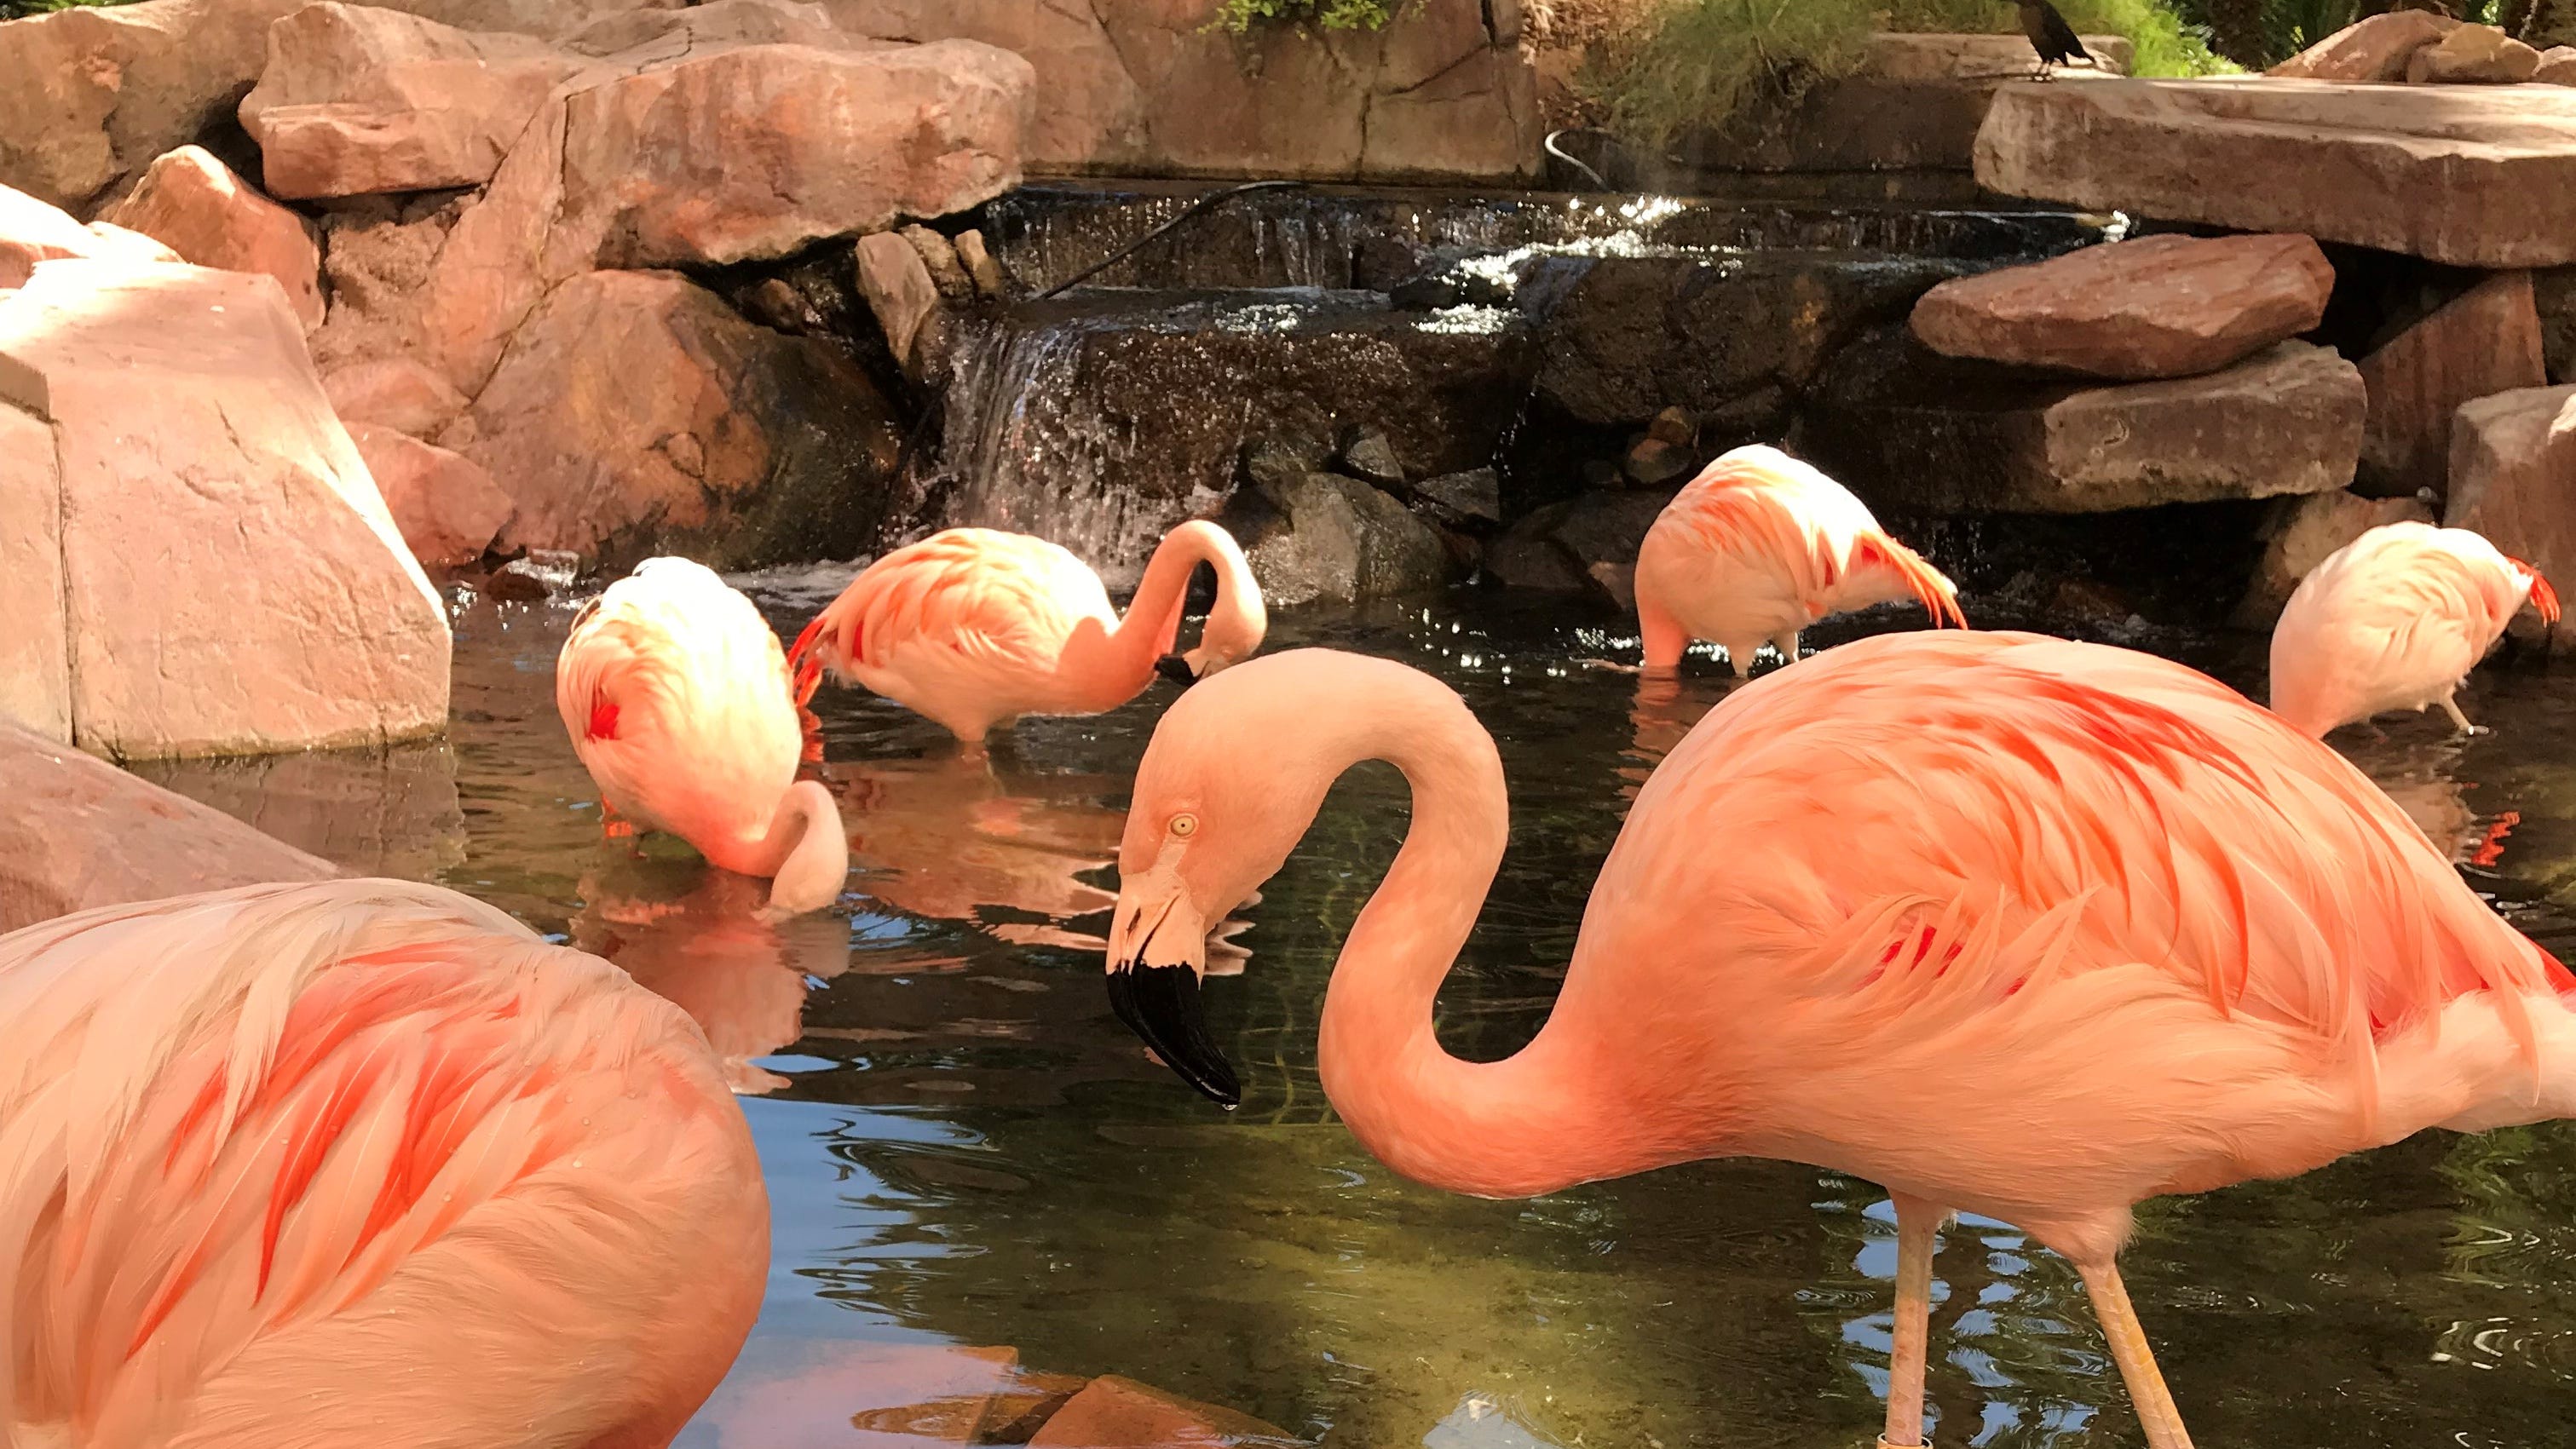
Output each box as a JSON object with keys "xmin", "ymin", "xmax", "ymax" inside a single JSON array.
[{"xmin": 1104, "ymin": 653, "xmax": 1341, "ymax": 1107}]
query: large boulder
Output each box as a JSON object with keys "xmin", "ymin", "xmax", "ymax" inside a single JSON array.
[
  {"xmin": 0, "ymin": 261, "xmax": 450, "ymax": 758},
  {"xmin": 1976, "ymin": 78, "xmax": 2576, "ymax": 269},
  {"xmin": 1240, "ymin": 474, "xmax": 1452, "ymax": 607},
  {"xmin": 0, "ymin": 407, "xmax": 68, "ymax": 744},
  {"xmin": 2230, "ymin": 490, "xmax": 2435, "ymax": 629},
  {"xmin": 2445, "ymin": 385, "xmax": 2576, "ymax": 647},
  {"xmin": 1798, "ymin": 334, "xmax": 2366, "ymax": 514},
  {"xmin": 2268, "ymin": 11, "xmax": 2458, "ymax": 80},
  {"xmin": 349, "ymin": 422, "xmax": 512, "ymax": 567},
  {"xmin": 2354, "ymin": 271, "xmax": 2548, "ymax": 499},
  {"xmin": 1910, "ymin": 233, "xmax": 2333, "ymax": 380},
  {"xmin": 100, "ymin": 146, "xmax": 324, "ymax": 330},
  {"xmin": 0, "ymin": 720, "xmax": 339, "ymax": 934},
  {"xmin": 239, "ymin": 3, "xmax": 579, "ymax": 199},
  {"xmin": 444, "ymin": 268, "xmax": 904, "ymax": 568}
]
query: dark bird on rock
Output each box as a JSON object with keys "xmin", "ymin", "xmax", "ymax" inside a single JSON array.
[{"xmin": 2018, "ymin": 0, "xmax": 2099, "ymax": 74}]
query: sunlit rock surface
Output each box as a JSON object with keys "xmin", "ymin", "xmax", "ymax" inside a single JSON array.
[
  {"xmin": 0, "ymin": 406, "xmax": 67, "ymax": 745},
  {"xmin": 0, "ymin": 260, "xmax": 449, "ymax": 757},
  {"xmin": 2446, "ymin": 385, "xmax": 2576, "ymax": 648},
  {"xmin": 101, "ymin": 145, "xmax": 326, "ymax": 329},
  {"xmin": 0, "ymin": 181, "xmax": 177, "ymax": 287},
  {"xmin": 0, "ymin": 719, "xmax": 338, "ymax": 934},
  {"xmin": 2354, "ymin": 270, "xmax": 2549, "ymax": 500},
  {"xmin": 2268, "ymin": 11, "xmax": 2458, "ymax": 80}
]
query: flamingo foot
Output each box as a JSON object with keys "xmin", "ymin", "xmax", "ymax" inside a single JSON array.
[
  {"xmin": 2441, "ymin": 693, "xmax": 2487, "ymax": 737},
  {"xmin": 600, "ymin": 803, "xmax": 637, "ymax": 842}
]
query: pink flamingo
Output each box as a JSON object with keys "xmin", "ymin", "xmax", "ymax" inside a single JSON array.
[
  {"xmin": 0, "ymin": 878, "xmax": 768, "ymax": 1449},
  {"xmin": 558, "ymin": 557, "xmax": 847, "ymax": 916},
  {"xmin": 786, "ymin": 522, "xmax": 1266, "ymax": 745},
  {"xmin": 1103, "ymin": 635, "xmax": 2576, "ymax": 1449},
  {"xmin": 1634, "ymin": 445, "xmax": 1964, "ymax": 676},
  {"xmin": 2269, "ymin": 520, "xmax": 2559, "ymax": 739}
]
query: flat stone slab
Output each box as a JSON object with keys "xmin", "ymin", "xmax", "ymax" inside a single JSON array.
[{"xmin": 1976, "ymin": 78, "xmax": 2576, "ymax": 268}]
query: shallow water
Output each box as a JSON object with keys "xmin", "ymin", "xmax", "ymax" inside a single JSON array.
[{"xmin": 152, "ymin": 586, "xmax": 2576, "ymax": 1449}]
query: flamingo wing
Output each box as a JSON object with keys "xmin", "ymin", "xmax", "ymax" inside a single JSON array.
[{"xmin": 793, "ymin": 530, "xmax": 1110, "ymax": 684}]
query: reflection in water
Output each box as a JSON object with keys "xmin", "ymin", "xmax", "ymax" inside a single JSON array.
[
  {"xmin": 827, "ymin": 752, "xmax": 1121, "ymax": 952},
  {"xmin": 137, "ymin": 738, "xmax": 468, "ymax": 878}
]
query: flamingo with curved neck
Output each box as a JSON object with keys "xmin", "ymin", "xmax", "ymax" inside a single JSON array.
[
  {"xmin": 1104, "ymin": 641, "xmax": 2576, "ymax": 1449},
  {"xmin": 558, "ymin": 557, "xmax": 849, "ymax": 917},
  {"xmin": 787, "ymin": 521, "xmax": 1267, "ymax": 745}
]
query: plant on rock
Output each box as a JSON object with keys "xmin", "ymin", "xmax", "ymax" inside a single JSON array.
[{"xmin": 1215, "ymin": 0, "xmax": 1399, "ymax": 28}]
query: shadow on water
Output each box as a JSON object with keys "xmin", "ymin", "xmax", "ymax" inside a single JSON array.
[{"xmin": 146, "ymin": 586, "xmax": 2576, "ymax": 1448}]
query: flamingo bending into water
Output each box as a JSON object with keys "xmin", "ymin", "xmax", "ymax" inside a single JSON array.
[
  {"xmin": 1103, "ymin": 635, "xmax": 2576, "ymax": 1449},
  {"xmin": 787, "ymin": 522, "xmax": 1266, "ymax": 745},
  {"xmin": 2269, "ymin": 520, "xmax": 2558, "ymax": 739},
  {"xmin": 0, "ymin": 878, "xmax": 768, "ymax": 1449},
  {"xmin": 1634, "ymin": 445, "xmax": 1964, "ymax": 676},
  {"xmin": 558, "ymin": 556, "xmax": 847, "ymax": 916}
]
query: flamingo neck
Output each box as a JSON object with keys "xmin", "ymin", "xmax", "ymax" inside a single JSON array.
[
  {"xmin": 1312, "ymin": 683, "xmax": 1638, "ymax": 1200},
  {"xmin": 746, "ymin": 781, "xmax": 847, "ymax": 915}
]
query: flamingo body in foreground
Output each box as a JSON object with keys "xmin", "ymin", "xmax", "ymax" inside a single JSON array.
[
  {"xmin": 2269, "ymin": 520, "xmax": 2558, "ymax": 738},
  {"xmin": 1104, "ymin": 636, "xmax": 2576, "ymax": 1449},
  {"xmin": 0, "ymin": 878, "xmax": 768, "ymax": 1449},
  {"xmin": 558, "ymin": 556, "xmax": 847, "ymax": 915},
  {"xmin": 788, "ymin": 522, "xmax": 1265, "ymax": 744},
  {"xmin": 1634, "ymin": 445, "xmax": 1964, "ymax": 676}
]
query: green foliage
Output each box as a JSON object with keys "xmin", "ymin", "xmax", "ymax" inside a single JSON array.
[
  {"xmin": 0, "ymin": 0, "xmax": 143, "ymax": 17},
  {"xmin": 1213, "ymin": 0, "xmax": 1398, "ymax": 29},
  {"xmin": 1588, "ymin": 0, "xmax": 2227, "ymax": 147}
]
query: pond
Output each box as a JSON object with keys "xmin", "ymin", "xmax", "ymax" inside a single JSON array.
[{"xmin": 149, "ymin": 581, "xmax": 2576, "ymax": 1449}]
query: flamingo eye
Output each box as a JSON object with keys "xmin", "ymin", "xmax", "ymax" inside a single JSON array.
[{"xmin": 1168, "ymin": 813, "xmax": 1199, "ymax": 839}]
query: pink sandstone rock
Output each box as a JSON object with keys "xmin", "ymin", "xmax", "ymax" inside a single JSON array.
[
  {"xmin": 2356, "ymin": 271, "xmax": 2549, "ymax": 498},
  {"xmin": 0, "ymin": 260, "xmax": 449, "ymax": 758},
  {"xmin": 0, "ymin": 183, "xmax": 105, "ymax": 288},
  {"xmin": 1910, "ymin": 233, "xmax": 2334, "ymax": 380},
  {"xmin": 854, "ymin": 229, "xmax": 942, "ymax": 377},
  {"xmin": 2542, "ymin": 46, "xmax": 2576, "ymax": 84},
  {"xmin": 0, "ymin": 719, "xmax": 340, "ymax": 934},
  {"xmin": 0, "ymin": 405, "xmax": 67, "ymax": 744},
  {"xmin": 1028, "ymin": 1375, "xmax": 1299, "ymax": 1447},
  {"xmin": 2445, "ymin": 385, "xmax": 2576, "ymax": 647},
  {"xmin": 349, "ymin": 423, "xmax": 511, "ymax": 567},
  {"xmin": 2268, "ymin": 11, "xmax": 2458, "ymax": 80},
  {"xmin": 239, "ymin": 3, "xmax": 578, "ymax": 199},
  {"xmin": 101, "ymin": 146, "xmax": 325, "ymax": 330},
  {"xmin": 2406, "ymin": 23, "xmax": 2541, "ymax": 83},
  {"xmin": 324, "ymin": 354, "xmax": 472, "ymax": 437}
]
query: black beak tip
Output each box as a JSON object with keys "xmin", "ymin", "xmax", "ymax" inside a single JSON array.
[
  {"xmin": 1155, "ymin": 655, "xmax": 1198, "ymax": 688},
  {"xmin": 1107, "ymin": 960, "xmax": 1240, "ymax": 1107}
]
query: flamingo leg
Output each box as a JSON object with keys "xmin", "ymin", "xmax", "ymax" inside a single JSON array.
[
  {"xmin": 1879, "ymin": 1194, "xmax": 1945, "ymax": 1449},
  {"xmin": 1772, "ymin": 631, "xmax": 1802, "ymax": 670},
  {"xmin": 2440, "ymin": 692, "xmax": 2486, "ymax": 737},
  {"xmin": 2077, "ymin": 1259, "xmax": 2196, "ymax": 1449},
  {"xmin": 1719, "ymin": 639, "xmax": 1762, "ymax": 679},
  {"xmin": 600, "ymin": 801, "xmax": 636, "ymax": 842}
]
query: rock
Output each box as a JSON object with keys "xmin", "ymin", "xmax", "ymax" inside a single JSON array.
[
  {"xmin": 1410, "ymin": 467, "xmax": 1503, "ymax": 526},
  {"xmin": 0, "ymin": 260, "xmax": 448, "ymax": 758},
  {"xmin": 2355, "ymin": 271, "xmax": 2547, "ymax": 499},
  {"xmin": 2406, "ymin": 24, "xmax": 2541, "ymax": 83},
  {"xmin": 79, "ymin": 222, "xmax": 184, "ymax": 267},
  {"xmin": 1339, "ymin": 424, "xmax": 1407, "ymax": 486},
  {"xmin": 0, "ymin": 405, "xmax": 67, "ymax": 743},
  {"xmin": 1490, "ymin": 490, "xmax": 1671, "ymax": 605},
  {"xmin": 1909, "ymin": 233, "xmax": 2334, "ymax": 381},
  {"xmin": 2543, "ymin": 46, "xmax": 2576, "ymax": 84},
  {"xmin": 1, "ymin": 183, "xmax": 107, "ymax": 289},
  {"xmin": 305, "ymin": 192, "xmax": 464, "ymax": 393},
  {"xmin": 239, "ymin": 3, "xmax": 579, "ymax": 200},
  {"xmin": 2445, "ymin": 385, "xmax": 2576, "ymax": 647},
  {"xmin": 1976, "ymin": 79, "xmax": 2576, "ymax": 269},
  {"xmin": 349, "ymin": 423, "xmax": 511, "ymax": 567},
  {"xmin": 954, "ymin": 227, "xmax": 1007, "ymax": 299},
  {"xmin": 1242, "ymin": 430, "xmax": 1333, "ymax": 503},
  {"xmin": 558, "ymin": 38, "xmax": 1034, "ymax": 268},
  {"xmin": 446, "ymin": 268, "xmax": 904, "ymax": 569},
  {"xmin": 556, "ymin": 0, "xmax": 845, "ymax": 57},
  {"xmin": 323, "ymin": 354, "xmax": 472, "ymax": 437},
  {"xmin": 1623, "ymin": 436, "xmax": 1696, "ymax": 486},
  {"xmin": 1243, "ymin": 474, "xmax": 1451, "ymax": 607},
  {"xmin": 0, "ymin": 720, "xmax": 340, "ymax": 934},
  {"xmin": 903, "ymin": 224, "xmax": 976, "ymax": 303},
  {"xmin": 1798, "ymin": 334, "xmax": 2366, "ymax": 514},
  {"xmin": 1530, "ymin": 251, "xmax": 1974, "ymax": 430},
  {"xmin": 1646, "ymin": 405, "xmax": 1696, "ymax": 446},
  {"xmin": 2230, "ymin": 490, "xmax": 2435, "ymax": 629},
  {"xmin": 100, "ymin": 146, "xmax": 324, "ymax": 331},
  {"xmin": 2544, "ymin": 267, "xmax": 2576, "ymax": 384},
  {"xmin": 978, "ymin": 1371, "xmax": 1092, "ymax": 1444},
  {"xmin": 741, "ymin": 278, "xmax": 820, "ymax": 334},
  {"xmin": 855, "ymin": 231, "xmax": 945, "ymax": 381},
  {"xmin": 2268, "ymin": 11, "xmax": 2458, "ymax": 80},
  {"xmin": 1028, "ymin": 1375, "xmax": 1299, "ymax": 1449}
]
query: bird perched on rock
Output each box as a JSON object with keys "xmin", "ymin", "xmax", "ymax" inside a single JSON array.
[{"xmin": 2019, "ymin": 0, "xmax": 2099, "ymax": 73}]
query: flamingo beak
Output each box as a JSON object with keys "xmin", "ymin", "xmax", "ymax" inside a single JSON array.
[
  {"xmin": 1105, "ymin": 877, "xmax": 1237, "ymax": 1107},
  {"xmin": 1155, "ymin": 655, "xmax": 1198, "ymax": 687}
]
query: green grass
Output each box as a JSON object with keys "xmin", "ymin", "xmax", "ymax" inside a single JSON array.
[{"xmin": 1214, "ymin": 0, "xmax": 1399, "ymax": 28}]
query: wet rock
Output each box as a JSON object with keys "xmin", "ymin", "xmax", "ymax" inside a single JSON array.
[
  {"xmin": 1646, "ymin": 405, "xmax": 1696, "ymax": 447},
  {"xmin": 1242, "ymin": 430, "xmax": 1334, "ymax": 503},
  {"xmin": 0, "ymin": 260, "xmax": 449, "ymax": 758},
  {"xmin": 1799, "ymin": 332, "xmax": 2365, "ymax": 514},
  {"xmin": 446, "ymin": 268, "xmax": 904, "ymax": 569},
  {"xmin": 903, "ymin": 224, "xmax": 977, "ymax": 303},
  {"xmin": 0, "ymin": 406, "xmax": 67, "ymax": 743},
  {"xmin": 101, "ymin": 147, "xmax": 323, "ymax": 330},
  {"xmin": 2268, "ymin": 11, "xmax": 2458, "ymax": 79},
  {"xmin": 2406, "ymin": 24, "xmax": 2540, "ymax": 83},
  {"xmin": 979, "ymin": 1371, "xmax": 1093, "ymax": 1444},
  {"xmin": 1243, "ymin": 474, "xmax": 1452, "ymax": 607},
  {"xmin": 1490, "ymin": 490, "xmax": 1671, "ymax": 604},
  {"xmin": 2230, "ymin": 489, "xmax": 2435, "ymax": 629},
  {"xmin": 1976, "ymin": 78, "xmax": 2576, "ymax": 268},
  {"xmin": 1531, "ymin": 251, "xmax": 1973, "ymax": 430},
  {"xmin": 2355, "ymin": 271, "xmax": 2547, "ymax": 499},
  {"xmin": 2444, "ymin": 385, "xmax": 2576, "ymax": 647},
  {"xmin": 1409, "ymin": 466, "xmax": 1503, "ymax": 526},
  {"xmin": 2543, "ymin": 46, "xmax": 2576, "ymax": 84},
  {"xmin": 1910, "ymin": 233, "xmax": 2333, "ymax": 381},
  {"xmin": 239, "ymin": 3, "xmax": 578, "ymax": 200},
  {"xmin": 349, "ymin": 423, "xmax": 511, "ymax": 567},
  {"xmin": 855, "ymin": 231, "xmax": 945, "ymax": 381},
  {"xmin": 1339, "ymin": 423, "xmax": 1407, "ymax": 486},
  {"xmin": 1028, "ymin": 1374, "xmax": 1300, "ymax": 1448},
  {"xmin": 0, "ymin": 719, "xmax": 339, "ymax": 934},
  {"xmin": 954, "ymin": 227, "xmax": 1008, "ymax": 299}
]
